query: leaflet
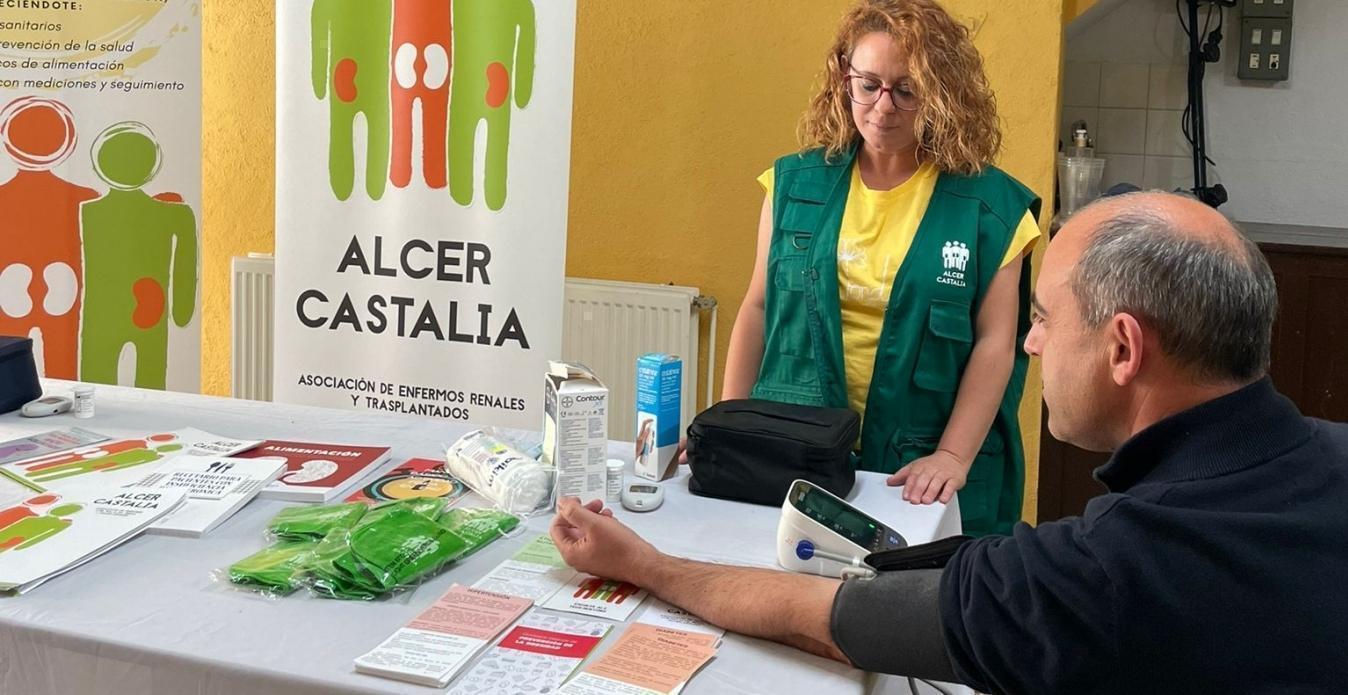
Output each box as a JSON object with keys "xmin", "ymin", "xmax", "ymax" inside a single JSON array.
[
  {"xmin": 472, "ymin": 534, "xmax": 578, "ymax": 604},
  {"xmin": 0, "ymin": 428, "xmax": 259, "ymax": 495},
  {"xmin": 446, "ymin": 612, "xmax": 612, "ymax": 695},
  {"xmin": 635, "ymin": 599, "xmax": 725, "ymax": 639},
  {"xmin": 541, "ymin": 573, "xmax": 649, "ymax": 622},
  {"xmin": 354, "ymin": 584, "xmax": 532, "ymax": 688},
  {"xmin": 559, "ymin": 624, "xmax": 719, "ymax": 695},
  {"xmin": 0, "ymin": 428, "xmax": 109, "ymax": 467}
]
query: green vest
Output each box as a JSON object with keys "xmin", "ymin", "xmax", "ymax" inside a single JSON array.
[{"xmin": 751, "ymin": 145, "xmax": 1040, "ymax": 536}]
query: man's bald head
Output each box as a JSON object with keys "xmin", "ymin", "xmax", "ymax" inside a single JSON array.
[
  {"xmin": 1068, "ymin": 190, "xmax": 1244, "ymax": 249},
  {"xmin": 1055, "ymin": 191, "xmax": 1277, "ymax": 383}
]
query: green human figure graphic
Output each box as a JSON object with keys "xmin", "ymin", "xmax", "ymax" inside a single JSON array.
[
  {"xmin": 448, "ymin": 0, "xmax": 535, "ymax": 211},
  {"xmin": 312, "ymin": 0, "xmax": 393, "ymax": 201},
  {"xmin": 79, "ymin": 123, "xmax": 197, "ymax": 390},
  {"xmin": 0, "ymin": 502, "xmax": 82, "ymax": 553},
  {"xmin": 26, "ymin": 443, "xmax": 185, "ymax": 484}
]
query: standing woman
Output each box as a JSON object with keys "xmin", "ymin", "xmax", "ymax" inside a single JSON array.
[{"xmin": 721, "ymin": 0, "xmax": 1041, "ymax": 535}]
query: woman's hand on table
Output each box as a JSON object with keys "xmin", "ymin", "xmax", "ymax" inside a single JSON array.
[{"xmin": 886, "ymin": 450, "xmax": 967, "ymax": 505}]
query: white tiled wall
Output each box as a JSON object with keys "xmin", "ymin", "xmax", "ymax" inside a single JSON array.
[
  {"xmin": 1066, "ymin": 0, "xmax": 1348, "ymax": 228},
  {"xmin": 1060, "ymin": 60, "xmax": 1209, "ymax": 193}
]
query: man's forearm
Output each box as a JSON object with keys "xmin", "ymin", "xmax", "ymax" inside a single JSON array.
[{"xmin": 637, "ymin": 553, "xmax": 849, "ymax": 663}]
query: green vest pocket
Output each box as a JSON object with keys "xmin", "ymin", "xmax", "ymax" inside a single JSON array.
[
  {"xmin": 773, "ymin": 256, "xmax": 808, "ymax": 291},
  {"xmin": 913, "ymin": 300, "xmax": 974, "ymax": 392}
]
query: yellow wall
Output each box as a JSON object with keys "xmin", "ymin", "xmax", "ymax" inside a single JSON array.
[
  {"xmin": 202, "ymin": 0, "xmax": 1062, "ymax": 521},
  {"xmin": 1063, "ymin": 0, "xmax": 1100, "ymax": 23},
  {"xmin": 201, "ymin": 1, "xmax": 275, "ymax": 398}
]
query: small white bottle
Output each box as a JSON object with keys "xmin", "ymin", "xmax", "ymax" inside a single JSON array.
[
  {"xmin": 605, "ymin": 459, "xmax": 625, "ymax": 504},
  {"xmin": 72, "ymin": 385, "xmax": 95, "ymax": 419}
]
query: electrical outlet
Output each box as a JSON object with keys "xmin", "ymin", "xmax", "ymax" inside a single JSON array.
[
  {"xmin": 1238, "ymin": 11, "xmax": 1293, "ymax": 81},
  {"xmin": 1242, "ymin": 0, "xmax": 1292, "ymax": 19}
]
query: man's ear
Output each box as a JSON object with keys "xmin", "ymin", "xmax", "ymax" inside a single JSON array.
[{"xmin": 1108, "ymin": 312, "xmax": 1146, "ymax": 386}]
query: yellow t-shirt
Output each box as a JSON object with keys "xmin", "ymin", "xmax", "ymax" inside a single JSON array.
[{"xmin": 757, "ymin": 164, "xmax": 1040, "ymax": 423}]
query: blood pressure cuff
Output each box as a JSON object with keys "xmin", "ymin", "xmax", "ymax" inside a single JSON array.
[
  {"xmin": 864, "ymin": 535, "xmax": 972, "ymax": 572},
  {"xmin": 685, "ymin": 399, "xmax": 859, "ymax": 506}
]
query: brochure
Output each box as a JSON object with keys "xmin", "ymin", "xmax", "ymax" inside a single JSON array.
[
  {"xmin": 559, "ymin": 624, "xmax": 719, "ymax": 695},
  {"xmin": 0, "ymin": 486, "xmax": 186, "ymax": 593},
  {"xmin": 355, "ymin": 585, "xmax": 533, "ymax": 687},
  {"xmin": 541, "ymin": 573, "xmax": 649, "ymax": 622},
  {"xmin": 446, "ymin": 612, "xmax": 612, "ymax": 695},
  {"xmin": 236, "ymin": 440, "xmax": 391, "ymax": 502},
  {"xmin": 636, "ymin": 599, "xmax": 725, "ymax": 639},
  {"xmin": 345, "ymin": 457, "xmax": 469, "ymax": 506},
  {"xmin": 472, "ymin": 534, "xmax": 578, "ymax": 604},
  {"xmin": 0, "ymin": 428, "xmax": 109, "ymax": 466},
  {"xmin": 0, "ymin": 428, "xmax": 260, "ymax": 495},
  {"xmin": 131, "ymin": 456, "xmax": 287, "ymax": 537}
]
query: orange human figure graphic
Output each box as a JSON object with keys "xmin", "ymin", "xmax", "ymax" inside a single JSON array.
[
  {"xmin": 0, "ymin": 493, "xmax": 60, "ymax": 531},
  {"xmin": 0, "ymin": 97, "xmax": 98, "ymax": 379},
  {"xmin": 390, "ymin": 0, "xmax": 452, "ymax": 189},
  {"xmin": 12, "ymin": 433, "xmax": 182, "ymax": 486},
  {"xmin": 0, "ymin": 501, "xmax": 82, "ymax": 552}
]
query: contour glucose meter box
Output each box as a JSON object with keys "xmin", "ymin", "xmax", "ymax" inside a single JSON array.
[
  {"xmin": 634, "ymin": 353, "xmax": 682, "ymax": 482},
  {"xmin": 544, "ymin": 361, "xmax": 608, "ymax": 504}
]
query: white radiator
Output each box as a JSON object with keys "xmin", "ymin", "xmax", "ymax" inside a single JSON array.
[
  {"xmin": 561, "ymin": 278, "xmax": 716, "ymax": 443},
  {"xmin": 229, "ymin": 259, "xmax": 718, "ymax": 439},
  {"xmin": 230, "ymin": 254, "xmax": 275, "ymax": 401}
]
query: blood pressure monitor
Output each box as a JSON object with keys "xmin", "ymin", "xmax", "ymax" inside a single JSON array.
[{"xmin": 777, "ymin": 479, "xmax": 907, "ymax": 577}]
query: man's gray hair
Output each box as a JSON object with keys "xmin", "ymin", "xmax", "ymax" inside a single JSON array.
[{"xmin": 1071, "ymin": 195, "xmax": 1278, "ymax": 382}]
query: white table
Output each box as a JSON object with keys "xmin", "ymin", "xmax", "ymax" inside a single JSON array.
[{"xmin": 0, "ymin": 380, "xmax": 961, "ymax": 695}]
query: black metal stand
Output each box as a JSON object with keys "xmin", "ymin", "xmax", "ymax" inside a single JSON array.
[{"xmin": 1185, "ymin": 0, "xmax": 1229, "ymax": 207}]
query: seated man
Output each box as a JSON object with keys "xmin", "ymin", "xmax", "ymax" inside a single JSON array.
[{"xmin": 550, "ymin": 191, "xmax": 1348, "ymax": 693}]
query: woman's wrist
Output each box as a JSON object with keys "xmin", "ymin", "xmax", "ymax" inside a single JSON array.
[{"xmin": 934, "ymin": 447, "xmax": 969, "ymax": 469}]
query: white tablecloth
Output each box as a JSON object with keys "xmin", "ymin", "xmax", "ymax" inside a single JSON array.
[{"xmin": 0, "ymin": 380, "xmax": 961, "ymax": 695}]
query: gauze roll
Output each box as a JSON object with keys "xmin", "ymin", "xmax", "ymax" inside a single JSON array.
[{"xmin": 446, "ymin": 429, "xmax": 552, "ymax": 514}]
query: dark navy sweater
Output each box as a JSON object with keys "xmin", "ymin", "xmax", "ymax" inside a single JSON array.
[{"xmin": 938, "ymin": 379, "xmax": 1348, "ymax": 693}]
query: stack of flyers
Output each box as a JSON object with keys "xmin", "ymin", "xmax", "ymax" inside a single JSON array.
[{"xmin": 446, "ymin": 612, "xmax": 612, "ymax": 695}]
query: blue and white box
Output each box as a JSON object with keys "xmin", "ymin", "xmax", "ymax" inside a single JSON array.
[{"xmin": 634, "ymin": 353, "xmax": 682, "ymax": 481}]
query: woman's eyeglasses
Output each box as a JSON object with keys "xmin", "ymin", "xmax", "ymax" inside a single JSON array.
[{"xmin": 844, "ymin": 73, "xmax": 919, "ymax": 112}]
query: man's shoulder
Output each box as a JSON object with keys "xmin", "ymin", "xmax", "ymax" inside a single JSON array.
[{"xmin": 1308, "ymin": 417, "xmax": 1348, "ymax": 454}]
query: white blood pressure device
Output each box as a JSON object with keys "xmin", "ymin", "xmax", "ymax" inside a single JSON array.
[{"xmin": 777, "ymin": 479, "xmax": 907, "ymax": 578}]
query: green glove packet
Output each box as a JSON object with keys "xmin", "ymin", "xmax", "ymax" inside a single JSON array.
[
  {"xmin": 267, "ymin": 502, "xmax": 368, "ymax": 541},
  {"xmin": 227, "ymin": 540, "xmax": 319, "ymax": 594},
  {"xmin": 236, "ymin": 499, "xmax": 520, "ymax": 600},
  {"xmin": 310, "ymin": 506, "xmax": 520, "ymax": 600}
]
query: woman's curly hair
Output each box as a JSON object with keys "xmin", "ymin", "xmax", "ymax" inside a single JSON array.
[{"xmin": 798, "ymin": 0, "xmax": 1001, "ymax": 175}]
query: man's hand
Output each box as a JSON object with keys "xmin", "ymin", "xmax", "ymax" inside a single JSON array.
[
  {"xmin": 551, "ymin": 499, "xmax": 850, "ymax": 667},
  {"xmin": 887, "ymin": 450, "xmax": 967, "ymax": 505},
  {"xmin": 550, "ymin": 497, "xmax": 661, "ymax": 585}
]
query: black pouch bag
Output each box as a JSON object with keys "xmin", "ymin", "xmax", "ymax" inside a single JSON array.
[
  {"xmin": 686, "ymin": 399, "xmax": 860, "ymax": 506},
  {"xmin": 0, "ymin": 337, "xmax": 41, "ymax": 415}
]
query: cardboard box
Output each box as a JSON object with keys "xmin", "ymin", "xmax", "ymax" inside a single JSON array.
[
  {"xmin": 634, "ymin": 353, "xmax": 682, "ymax": 481},
  {"xmin": 543, "ymin": 361, "xmax": 608, "ymax": 504}
]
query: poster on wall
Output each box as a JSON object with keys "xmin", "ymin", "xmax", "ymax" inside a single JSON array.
[
  {"xmin": 0, "ymin": 2, "xmax": 202, "ymax": 392},
  {"xmin": 274, "ymin": 1, "xmax": 576, "ymax": 429}
]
